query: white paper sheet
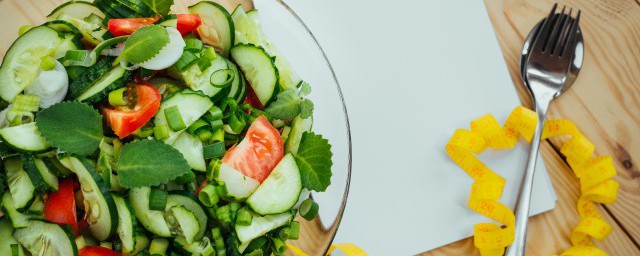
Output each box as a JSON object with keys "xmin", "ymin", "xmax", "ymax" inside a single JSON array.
[{"xmin": 258, "ymin": 0, "xmax": 559, "ymax": 254}]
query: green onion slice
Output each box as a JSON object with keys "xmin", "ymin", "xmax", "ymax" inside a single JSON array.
[
  {"xmin": 197, "ymin": 184, "xmax": 219, "ymax": 207},
  {"xmin": 210, "ymin": 69, "xmax": 235, "ymax": 89},
  {"xmin": 299, "ymin": 198, "xmax": 319, "ymax": 221},
  {"xmin": 164, "ymin": 105, "xmax": 186, "ymax": 131},
  {"xmin": 108, "ymin": 88, "xmax": 127, "ymax": 106},
  {"xmin": 62, "ymin": 36, "xmax": 129, "ymax": 67}
]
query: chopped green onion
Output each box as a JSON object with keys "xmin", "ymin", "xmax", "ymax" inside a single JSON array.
[
  {"xmin": 209, "ymin": 69, "xmax": 234, "ymax": 88},
  {"xmin": 137, "ymin": 126, "xmax": 154, "ymax": 137},
  {"xmin": 203, "ymin": 141, "xmax": 226, "ymax": 160},
  {"xmin": 8, "ymin": 110, "xmax": 33, "ymax": 126},
  {"xmin": 75, "ymin": 236, "xmax": 87, "ymax": 249},
  {"xmin": 277, "ymin": 227, "xmax": 289, "ymax": 241},
  {"xmin": 187, "ymin": 119, "xmax": 209, "ymax": 135},
  {"xmin": 13, "ymin": 94, "xmax": 40, "ymax": 112},
  {"xmin": 229, "ymin": 202, "xmax": 240, "ymax": 219},
  {"xmin": 236, "ymin": 207, "xmax": 252, "ymax": 226},
  {"xmin": 153, "ymin": 125, "xmax": 170, "ymax": 140},
  {"xmin": 214, "ymin": 183, "xmax": 228, "ymax": 199},
  {"xmin": 271, "ymin": 237, "xmax": 287, "ymax": 254},
  {"xmin": 184, "ymin": 38, "xmax": 203, "ymax": 52},
  {"xmin": 227, "ymin": 113, "xmax": 246, "ymax": 134},
  {"xmin": 209, "ymin": 119, "xmax": 224, "ymax": 131},
  {"xmin": 216, "ymin": 205, "xmax": 232, "ymax": 223},
  {"xmin": 197, "ymin": 130, "xmax": 213, "ymax": 142},
  {"xmin": 281, "ymin": 126, "xmax": 292, "ymax": 142},
  {"xmin": 198, "ymin": 184, "xmax": 219, "ymax": 207},
  {"xmin": 211, "ymin": 128, "xmax": 225, "ymax": 143},
  {"xmin": 10, "ymin": 244, "xmax": 19, "ymax": 256},
  {"xmin": 206, "ymin": 159, "xmax": 223, "ymax": 181},
  {"xmin": 62, "ymin": 36, "xmax": 129, "ymax": 67},
  {"xmin": 186, "ymin": 181, "xmax": 197, "ymax": 191},
  {"xmin": 149, "ymin": 188, "xmax": 168, "ymax": 211},
  {"xmin": 164, "ymin": 105, "xmax": 186, "ymax": 131},
  {"xmin": 244, "ymin": 250, "xmax": 263, "ymax": 256},
  {"xmin": 211, "ymin": 227, "xmax": 226, "ymax": 255},
  {"xmin": 149, "ymin": 238, "xmax": 169, "ymax": 256},
  {"xmin": 288, "ymin": 221, "xmax": 300, "ymax": 240},
  {"xmin": 108, "ymin": 88, "xmax": 128, "ymax": 106},
  {"xmin": 243, "ymin": 237, "xmax": 268, "ymax": 255},
  {"xmin": 40, "ymin": 56, "xmax": 57, "ymax": 71},
  {"xmin": 224, "ymin": 132, "xmax": 239, "ymax": 147},
  {"xmin": 207, "ymin": 106, "xmax": 223, "ymax": 121},
  {"xmin": 173, "ymin": 51, "xmax": 198, "ymax": 71},
  {"xmin": 197, "ymin": 47, "xmax": 217, "ymax": 71},
  {"xmin": 299, "ymin": 198, "xmax": 319, "ymax": 221},
  {"xmin": 18, "ymin": 25, "xmax": 33, "ymax": 36}
]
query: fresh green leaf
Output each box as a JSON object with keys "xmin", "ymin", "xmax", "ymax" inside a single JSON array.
[
  {"xmin": 36, "ymin": 102, "xmax": 103, "ymax": 156},
  {"xmin": 299, "ymin": 99, "xmax": 314, "ymax": 119},
  {"xmin": 299, "ymin": 82, "xmax": 311, "ymax": 96},
  {"xmin": 265, "ymin": 90, "xmax": 300, "ymax": 120},
  {"xmin": 117, "ymin": 140, "xmax": 190, "ymax": 188},
  {"xmin": 142, "ymin": 0, "xmax": 174, "ymax": 15},
  {"xmin": 122, "ymin": 25, "xmax": 170, "ymax": 64},
  {"xmin": 293, "ymin": 132, "xmax": 333, "ymax": 191}
]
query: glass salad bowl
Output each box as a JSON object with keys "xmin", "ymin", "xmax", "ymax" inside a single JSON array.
[{"xmin": 0, "ymin": 0, "xmax": 352, "ymax": 254}]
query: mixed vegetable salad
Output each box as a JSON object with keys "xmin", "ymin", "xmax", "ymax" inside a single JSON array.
[{"xmin": 0, "ymin": 0, "xmax": 333, "ymax": 255}]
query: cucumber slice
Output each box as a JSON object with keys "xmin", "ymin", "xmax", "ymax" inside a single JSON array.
[
  {"xmin": 225, "ymin": 59, "xmax": 242, "ymax": 100},
  {"xmin": 171, "ymin": 132, "xmax": 206, "ymax": 172},
  {"xmin": 0, "ymin": 26, "xmax": 62, "ymax": 102},
  {"xmin": 213, "ymin": 163, "xmax": 259, "ymax": 200},
  {"xmin": 0, "ymin": 122, "xmax": 51, "ymax": 152},
  {"xmin": 172, "ymin": 237, "xmax": 215, "ymax": 256},
  {"xmin": 22, "ymin": 154, "xmax": 59, "ymax": 191},
  {"xmin": 169, "ymin": 205, "xmax": 199, "ymax": 244},
  {"xmin": 0, "ymin": 192, "xmax": 30, "ymax": 228},
  {"xmin": 154, "ymin": 90, "xmax": 214, "ymax": 144},
  {"xmin": 247, "ymin": 154, "xmax": 302, "ymax": 215},
  {"xmin": 58, "ymin": 14, "xmax": 108, "ymax": 45},
  {"xmin": 43, "ymin": 20, "xmax": 83, "ymax": 39},
  {"xmin": 235, "ymin": 211, "xmax": 293, "ymax": 244},
  {"xmin": 129, "ymin": 187, "xmax": 172, "ymax": 237},
  {"xmin": 13, "ymin": 220, "xmax": 78, "ymax": 256},
  {"xmin": 165, "ymin": 193, "xmax": 208, "ymax": 240},
  {"xmin": 189, "ymin": 1, "xmax": 234, "ymax": 57},
  {"xmin": 54, "ymin": 33, "xmax": 83, "ymax": 59},
  {"xmin": 130, "ymin": 233, "xmax": 151, "ymax": 256},
  {"xmin": 112, "ymin": 195, "xmax": 136, "ymax": 254},
  {"xmin": 61, "ymin": 157, "xmax": 117, "ymax": 241},
  {"xmin": 48, "ymin": 1, "xmax": 105, "ymax": 20},
  {"xmin": 285, "ymin": 116, "xmax": 313, "ymax": 154},
  {"xmin": 170, "ymin": 51, "xmax": 228, "ymax": 98},
  {"xmin": 4, "ymin": 157, "xmax": 35, "ymax": 209},
  {"xmin": 0, "ymin": 217, "xmax": 26, "ymax": 256},
  {"xmin": 76, "ymin": 65, "xmax": 133, "ymax": 104},
  {"xmin": 230, "ymin": 44, "xmax": 278, "ymax": 106}
]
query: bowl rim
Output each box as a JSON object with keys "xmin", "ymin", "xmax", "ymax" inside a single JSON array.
[{"xmin": 272, "ymin": 0, "xmax": 353, "ymax": 253}]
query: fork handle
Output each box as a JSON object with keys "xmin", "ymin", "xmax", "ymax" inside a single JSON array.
[{"xmin": 504, "ymin": 101, "xmax": 549, "ymax": 256}]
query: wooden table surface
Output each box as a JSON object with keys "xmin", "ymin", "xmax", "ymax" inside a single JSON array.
[
  {"xmin": 423, "ymin": 0, "xmax": 640, "ymax": 255},
  {"xmin": 0, "ymin": 0, "xmax": 638, "ymax": 255}
]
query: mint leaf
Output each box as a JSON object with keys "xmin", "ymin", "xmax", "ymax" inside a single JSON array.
[
  {"xmin": 123, "ymin": 25, "xmax": 169, "ymax": 64},
  {"xmin": 299, "ymin": 99, "xmax": 314, "ymax": 119},
  {"xmin": 36, "ymin": 102, "xmax": 103, "ymax": 156},
  {"xmin": 142, "ymin": 0, "xmax": 174, "ymax": 15},
  {"xmin": 294, "ymin": 132, "xmax": 333, "ymax": 191},
  {"xmin": 117, "ymin": 140, "xmax": 190, "ymax": 188},
  {"xmin": 265, "ymin": 90, "xmax": 300, "ymax": 120}
]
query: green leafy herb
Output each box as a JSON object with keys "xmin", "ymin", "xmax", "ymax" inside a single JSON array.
[
  {"xmin": 142, "ymin": 0, "xmax": 174, "ymax": 16},
  {"xmin": 293, "ymin": 132, "xmax": 333, "ymax": 191},
  {"xmin": 265, "ymin": 85, "xmax": 314, "ymax": 120},
  {"xmin": 117, "ymin": 140, "xmax": 190, "ymax": 188},
  {"xmin": 36, "ymin": 102, "xmax": 103, "ymax": 156},
  {"xmin": 122, "ymin": 25, "xmax": 169, "ymax": 64}
]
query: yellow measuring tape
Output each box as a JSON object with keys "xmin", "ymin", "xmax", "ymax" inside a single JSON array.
[
  {"xmin": 446, "ymin": 106, "xmax": 619, "ymax": 256},
  {"xmin": 286, "ymin": 105, "xmax": 617, "ymax": 255},
  {"xmin": 287, "ymin": 243, "xmax": 368, "ymax": 256}
]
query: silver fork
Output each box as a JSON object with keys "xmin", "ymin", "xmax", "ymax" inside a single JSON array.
[{"xmin": 505, "ymin": 4, "xmax": 583, "ymax": 256}]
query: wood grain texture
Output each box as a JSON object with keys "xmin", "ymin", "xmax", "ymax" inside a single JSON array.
[{"xmin": 424, "ymin": 0, "xmax": 640, "ymax": 255}]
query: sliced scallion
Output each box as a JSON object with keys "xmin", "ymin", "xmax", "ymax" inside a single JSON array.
[
  {"xmin": 13, "ymin": 94, "xmax": 40, "ymax": 112},
  {"xmin": 207, "ymin": 106, "xmax": 223, "ymax": 121},
  {"xmin": 148, "ymin": 188, "xmax": 168, "ymax": 211},
  {"xmin": 211, "ymin": 227, "xmax": 225, "ymax": 253},
  {"xmin": 203, "ymin": 141, "xmax": 226, "ymax": 160},
  {"xmin": 288, "ymin": 221, "xmax": 300, "ymax": 240},
  {"xmin": 164, "ymin": 105, "xmax": 186, "ymax": 131},
  {"xmin": 173, "ymin": 51, "xmax": 198, "ymax": 71},
  {"xmin": 187, "ymin": 119, "xmax": 209, "ymax": 135},
  {"xmin": 40, "ymin": 56, "xmax": 57, "ymax": 71},
  {"xmin": 197, "ymin": 130, "xmax": 213, "ymax": 142},
  {"xmin": 210, "ymin": 69, "xmax": 234, "ymax": 88},
  {"xmin": 108, "ymin": 88, "xmax": 128, "ymax": 106},
  {"xmin": 235, "ymin": 207, "xmax": 252, "ymax": 226},
  {"xmin": 136, "ymin": 126, "xmax": 154, "ymax": 138},
  {"xmin": 299, "ymin": 198, "xmax": 319, "ymax": 221},
  {"xmin": 198, "ymin": 184, "xmax": 219, "ymax": 207},
  {"xmin": 149, "ymin": 238, "xmax": 169, "ymax": 255},
  {"xmin": 153, "ymin": 125, "xmax": 170, "ymax": 140},
  {"xmin": 10, "ymin": 244, "xmax": 19, "ymax": 256},
  {"xmin": 184, "ymin": 38, "xmax": 203, "ymax": 52}
]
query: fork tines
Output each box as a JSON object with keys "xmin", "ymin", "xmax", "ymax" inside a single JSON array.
[{"xmin": 535, "ymin": 3, "xmax": 581, "ymax": 56}]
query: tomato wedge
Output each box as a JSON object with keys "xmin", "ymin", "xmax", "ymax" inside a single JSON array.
[
  {"xmin": 222, "ymin": 116, "xmax": 284, "ymax": 183},
  {"xmin": 79, "ymin": 246, "xmax": 122, "ymax": 256},
  {"xmin": 177, "ymin": 14, "xmax": 202, "ymax": 35},
  {"xmin": 103, "ymin": 83, "xmax": 161, "ymax": 138},
  {"xmin": 243, "ymin": 81, "xmax": 264, "ymax": 109},
  {"xmin": 44, "ymin": 178, "xmax": 78, "ymax": 235},
  {"xmin": 108, "ymin": 17, "xmax": 159, "ymax": 37}
]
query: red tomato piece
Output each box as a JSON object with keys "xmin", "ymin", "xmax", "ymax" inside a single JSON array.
[
  {"xmin": 222, "ymin": 116, "xmax": 284, "ymax": 183},
  {"xmin": 177, "ymin": 14, "xmax": 202, "ymax": 35},
  {"xmin": 79, "ymin": 246, "xmax": 122, "ymax": 256},
  {"xmin": 103, "ymin": 83, "xmax": 161, "ymax": 138},
  {"xmin": 108, "ymin": 17, "xmax": 159, "ymax": 37},
  {"xmin": 243, "ymin": 81, "xmax": 264, "ymax": 109},
  {"xmin": 44, "ymin": 178, "xmax": 78, "ymax": 235}
]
